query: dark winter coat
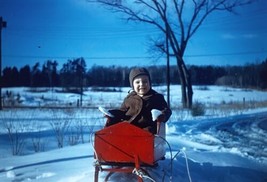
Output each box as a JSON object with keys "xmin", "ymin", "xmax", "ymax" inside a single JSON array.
[{"xmin": 108, "ymin": 89, "xmax": 172, "ymax": 134}]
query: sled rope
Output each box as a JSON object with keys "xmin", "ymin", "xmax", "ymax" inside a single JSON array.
[
  {"xmin": 155, "ymin": 135, "xmax": 193, "ymax": 182},
  {"xmin": 180, "ymin": 149, "xmax": 192, "ymax": 182},
  {"xmin": 132, "ymin": 168, "xmax": 156, "ymax": 182},
  {"xmin": 155, "ymin": 134, "xmax": 173, "ymax": 181}
]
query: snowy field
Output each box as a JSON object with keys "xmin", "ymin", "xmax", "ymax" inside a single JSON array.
[{"xmin": 0, "ymin": 85, "xmax": 267, "ymax": 182}]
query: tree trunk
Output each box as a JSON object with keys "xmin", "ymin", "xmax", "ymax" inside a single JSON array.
[
  {"xmin": 176, "ymin": 58, "xmax": 186, "ymax": 107},
  {"xmin": 176, "ymin": 56, "xmax": 193, "ymax": 108},
  {"xmin": 182, "ymin": 62, "xmax": 193, "ymax": 108}
]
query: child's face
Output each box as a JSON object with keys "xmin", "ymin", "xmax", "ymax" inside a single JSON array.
[{"xmin": 133, "ymin": 75, "xmax": 151, "ymax": 96}]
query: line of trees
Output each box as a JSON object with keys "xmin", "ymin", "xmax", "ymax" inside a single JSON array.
[{"xmin": 2, "ymin": 57, "xmax": 267, "ymax": 90}]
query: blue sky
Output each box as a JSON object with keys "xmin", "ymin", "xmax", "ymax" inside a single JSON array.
[{"xmin": 0, "ymin": 0, "xmax": 267, "ymax": 69}]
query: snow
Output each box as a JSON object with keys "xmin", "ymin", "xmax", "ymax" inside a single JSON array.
[{"xmin": 0, "ymin": 85, "xmax": 267, "ymax": 182}]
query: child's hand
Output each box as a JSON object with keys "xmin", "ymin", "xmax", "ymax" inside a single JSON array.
[
  {"xmin": 104, "ymin": 115, "xmax": 112, "ymax": 127},
  {"xmin": 157, "ymin": 114, "xmax": 165, "ymax": 123},
  {"xmin": 156, "ymin": 114, "xmax": 165, "ymax": 135}
]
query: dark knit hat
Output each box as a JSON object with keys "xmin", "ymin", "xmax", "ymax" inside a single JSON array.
[{"xmin": 129, "ymin": 67, "xmax": 151, "ymax": 88}]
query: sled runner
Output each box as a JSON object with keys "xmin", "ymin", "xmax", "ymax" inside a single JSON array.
[{"xmin": 93, "ymin": 121, "xmax": 166, "ymax": 182}]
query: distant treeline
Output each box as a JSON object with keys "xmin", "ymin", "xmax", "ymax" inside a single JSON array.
[{"xmin": 2, "ymin": 57, "xmax": 267, "ymax": 89}]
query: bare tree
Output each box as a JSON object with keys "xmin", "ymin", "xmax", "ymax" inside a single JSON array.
[
  {"xmin": 1, "ymin": 109, "xmax": 31, "ymax": 155},
  {"xmin": 49, "ymin": 109, "xmax": 71, "ymax": 148},
  {"xmin": 94, "ymin": 0, "xmax": 252, "ymax": 108},
  {"xmin": 31, "ymin": 119, "xmax": 47, "ymax": 153}
]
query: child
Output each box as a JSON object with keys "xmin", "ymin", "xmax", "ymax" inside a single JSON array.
[{"xmin": 104, "ymin": 67, "xmax": 172, "ymax": 134}]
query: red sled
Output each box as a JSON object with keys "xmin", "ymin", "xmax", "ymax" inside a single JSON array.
[{"xmin": 94, "ymin": 122, "xmax": 166, "ymax": 182}]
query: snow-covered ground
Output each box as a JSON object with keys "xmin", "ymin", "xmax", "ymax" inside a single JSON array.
[{"xmin": 0, "ymin": 85, "xmax": 267, "ymax": 182}]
